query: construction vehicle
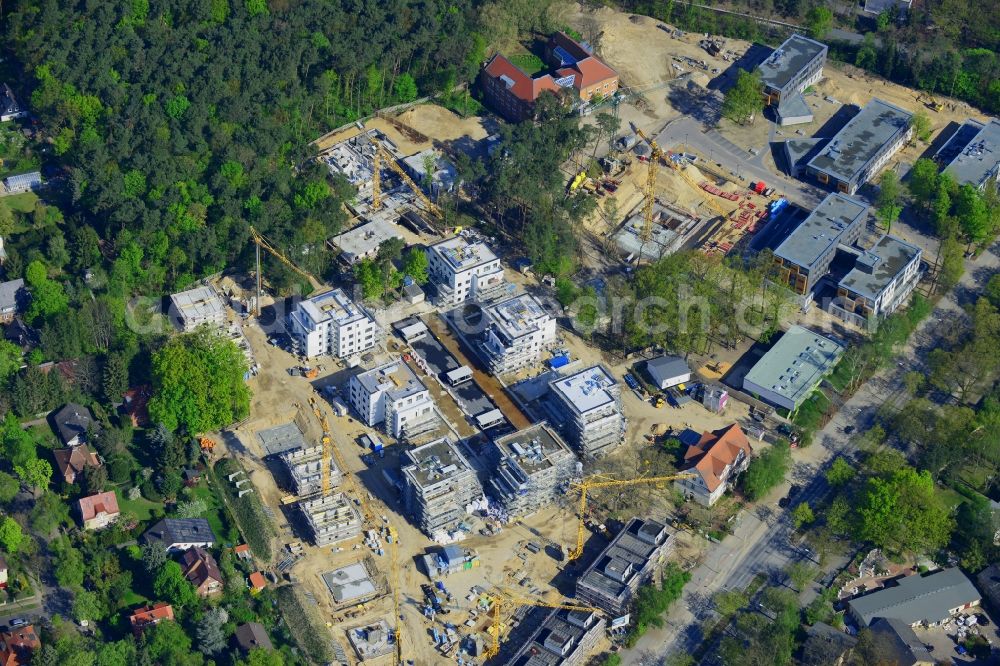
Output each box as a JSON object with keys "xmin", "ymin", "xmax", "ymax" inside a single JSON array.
[
  {"xmin": 370, "ymin": 136, "xmax": 444, "ymax": 224},
  {"xmin": 919, "ymin": 95, "xmax": 944, "ymax": 112},
  {"xmin": 302, "ymin": 366, "xmax": 319, "ymax": 379},
  {"xmin": 248, "ymin": 225, "xmax": 324, "ymax": 317},
  {"xmin": 481, "ymin": 590, "xmax": 602, "ymax": 661},
  {"xmin": 653, "ymin": 395, "xmax": 665, "ymax": 408},
  {"xmin": 566, "ymin": 472, "xmax": 698, "ymax": 561}
]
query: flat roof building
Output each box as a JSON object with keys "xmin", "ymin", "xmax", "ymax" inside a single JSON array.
[
  {"xmin": 742, "ymin": 326, "xmax": 845, "ymax": 412},
  {"xmin": 300, "ymin": 492, "xmax": 364, "ymax": 546},
  {"xmin": 938, "ymin": 118, "xmax": 1000, "ymax": 192},
  {"xmin": 280, "ymin": 445, "xmax": 343, "ymax": 496},
  {"xmin": 847, "ymin": 567, "xmax": 981, "ymax": 627},
  {"xmin": 772, "ymin": 193, "xmax": 868, "ymax": 297},
  {"xmin": 401, "ymin": 149, "xmax": 459, "ymax": 199},
  {"xmin": 488, "ymin": 423, "xmax": 578, "ymax": 519},
  {"xmin": 806, "ymin": 99, "xmax": 913, "ymax": 194},
  {"xmin": 503, "ymin": 608, "xmax": 606, "ymax": 666},
  {"xmin": 829, "ymin": 234, "xmax": 923, "ymax": 328},
  {"xmin": 758, "ymin": 34, "xmax": 827, "ymax": 127},
  {"xmin": 349, "ymin": 358, "xmax": 437, "ymax": 438},
  {"xmin": 549, "ymin": 365, "xmax": 626, "ymax": 457},
  {"xmin": 347, "ymin": 618, "xmax": 394, "ymax": 661},
  {"xmin": 331, "ymin": 220, "xmax": 405, "ymax": 265},
  {"xmin": 322, "ymin": 560, "xmax": 380, "ymax": 605},
  {"xmin": 481, "ymin": 293, "xmax": 558, "ymax": 375},
  {"xmin": 575, "ymin": 518, "xmax": 675, "ymax": 617},
  {"xmin": 170, "ymin": 286, "xmax": 226, "ymax": 332},
  {"xmin": 426, "ymin": 235, "xmax": 508, "ymax": 307},
  {"xmin": 289, "ymin": 288, "xmax": 383, "ymax": 359},
  {"xmin": 402, "ymin": 437, "xmax": 482, "ymax": 539}
]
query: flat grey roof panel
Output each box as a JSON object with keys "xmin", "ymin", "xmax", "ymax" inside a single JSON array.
[
  {"xmin": 774, "ymin": 193, "xmax": 868, "ymax": 269},
  {"xmin": 839, "ymin": 235, "xmax": 921, "ymax": 301},
  {"xmin": 942, "ymin": 118, "xmax": 1000, "ymax": 189},
  {"xmin": 758, "ymin": 34, "xmax": 827, "ymax": 93},
  {"xmin": 807, "ymin": 99, "xmax": 913, "ymax": 184}
]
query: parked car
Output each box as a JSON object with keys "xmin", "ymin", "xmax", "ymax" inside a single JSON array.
[{"xmin": 8, "ymin": 619, "xmax": 26, "ymax": 627}]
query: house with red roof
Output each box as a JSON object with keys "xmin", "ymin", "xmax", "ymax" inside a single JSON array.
[
  {"xmin": 248, "ymin": 571, "xmax": 267, "ymax": 594},
  {"xmin": 76, "ymin": 490, "xmax": 120, "ymax": 530},
  {"xmin": 675, "ymin": 424, "xmax": 752, "ymax": 506},
  {"xmin": 480, "ymin": 32, "xmax": 619, "ymax": 122},
  {"xmin": 181, "ymin": 547, "xmax": 224, "ymax": 598},
  {"xmin": 129, "ymin": 602, "xmax": 175, "ymax": 637},
  {"xmin": 52, "ymin": 445, "xmax": 101, "ymax": 485},
  {"xmin": 0, "ymin": 625, "xmax": 40, "ymax": 666}
]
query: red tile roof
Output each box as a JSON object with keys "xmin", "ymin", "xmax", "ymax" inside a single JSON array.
[
  {"xmin": 483, "ymin": 55, "xmax": 561, "ymax": 104},
  {"xmin": 570, "ymin": 56, "xmax": 618, "ymax": 90},
  {"xmin": 52, "ymin": 446, "xmax": 101, "ymax": 484},
  {"xmin": 683, "ymin": 424, "xmax": 752, "ymax": 492},
  {"xmin": 129, "ymin": 602, "xmax": 175, "ymax": 635},
  {"xmin": 248, "ymin": 571, "xmax": 267, "ymax": 592},
  {"xmin": 77, "ymin": 491, "xmax": 119, "ymax": 522},
  {"xmin": 0, "ymin": 625, "xmax": 40, "ymax": 666}
]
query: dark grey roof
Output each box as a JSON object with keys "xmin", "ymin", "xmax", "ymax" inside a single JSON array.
[
  {"xmin": 807, "ymin": 99, "xmax": 913, "ymax": 185},
  {"xmin": 0, "ymin": 83, "xmax": 22, "ymax": 117},
  {"xmin": 646, "ymin": 355, "xmax": 691, "ymax": 381},
  {"xmin": 774, "ymin": 193, "xmax": 868, "ymax": 269},
  {"xmin": 941, "ymin": 118, "xmax": 1000, "ymax": 190},
  {"xmin": 839, "ymin": 235, "xmax": 921, "ymax": 301},
  {"xmin": 784, "ymin": 138, "xmax": 826, "ymax": 167},
  {"xmin": 758, "ymin": 34, "xmax": 827, "ymax": 94},
  {"xmin": 141, "ymin": 518, "xmax": 217, "ymax": 547},
  {"xmin": 0, "ymin": 279, "xmax": 25, "ymax": 312},
  {"xmin": 233, "ymin": 622, "xmax": 273, "ymax": 652},
  {"xmin": 50, "ymin": 403, "xmax": 97, "ymax": 445},
  {"xmin": 847, "ymin": 567, "xmax": 981, "ymax": 626},
  {"xmin": 870, "ymin": 617, "xmax": 934, "ymax": 664},
  {"xmin": 776, "ymin": 93, "xmax": 813, "ymax": 122}
]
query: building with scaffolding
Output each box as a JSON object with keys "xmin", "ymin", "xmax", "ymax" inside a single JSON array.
[
  {"xmin": 289, "ymin": 288, "xmax": 383, "ymax": 359},
  {"xmin": 349, "ymin": 358, "xmax": 437, "ymax": 438},
  {"xmin": 280, "ymin": 445, "xmax": 343, "ymax": 496},
  {"xmin": 402, "ymin": 437, "xmax": 483, "ymax": 539},
  {"xmin": 170, "ymin": 285, "xmax": 226, "ymax": 331},
  {"xmin": 549, "ymin": 365, "xmax": 626, "ymax": 458},
  {"xmin": 322, "ymin": 129, "xmax": 399, "ymax": 197},
  {"xmin": 487, "ymin": 424, "xmax": 577, "ymax": 518},
  {"xmin": 503, "ymin": 608, "xmax": 606, "ymax": 666},
  {"xmin": 347, "ymin": 618, "xmax": 394, "ymax": 661},
  {"xmin": 575, "ymin": 518, "xmax": 675, "ymax": 617},
  {"xmin": 480, "ymin": 293, "xmax": 557, "ymax": 375},
  {"xmin": 425, "ymin": 235, "xmax": 508, "ymax": 307},
  {"xmin": 299, "ymin": 492, "xmax": 364, "ymax": 546}
]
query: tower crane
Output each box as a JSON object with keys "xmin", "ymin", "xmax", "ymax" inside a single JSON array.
[
  {"xmin": 481, "ymin": 590, "xmax": 602, "ymax": 661},
  {"xmin": 308, "ymin": 398, "xmax": 406, "ymax": 664},
  {"xmin": 566, "ymin": 472, "xmax": 697, "ymax": 561},
  {"xmin": 248, "ymin": 225, "xmax": 324, "ymax": 316},
  {"xmin": 370, "ymin": 137, "xmax": 445, "ymax": 223}
]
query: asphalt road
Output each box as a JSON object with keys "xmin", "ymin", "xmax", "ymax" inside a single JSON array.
[
  {"xmin": 622, "ymin": 241, "xmax": 1000, "ymax": 665},
  {"xmin": 652, "ymin": 116, "xmax": 826, "ymax": 209}
]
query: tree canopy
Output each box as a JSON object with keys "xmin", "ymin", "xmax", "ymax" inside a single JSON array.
[
  {"xmin": 722, "ymin": 70, "xmax": 764, "ymax": 125},
  {"xmin": 148, "ymin": 329, "xmax": 250, "ymax": 434}
]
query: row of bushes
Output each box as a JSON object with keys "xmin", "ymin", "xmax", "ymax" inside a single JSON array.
[
  {"xmin": 275, "ymin": 585, "xmax": 334, "ymax": 664},
  {"xmin": 213, "ymin": 458, "xmax": 274, "ymax": 561}
]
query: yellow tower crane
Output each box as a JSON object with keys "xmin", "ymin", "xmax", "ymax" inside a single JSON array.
[
  {"xmin": 308, "ymin": 397, "xmax": 406, "ymax": 664},
  {"xmin": 567, "ymin": 472, "xmax": 698, "ymax": 561},
  {"xmin": 248, "ymin": 225, "xmax": 324, "ymax": 316},
  {"xmin": 482, "ymin": 590, "xmax": 602, "ymax": 661},
  {"xmin": 370, "ymin": 137, "xmax": 445, "ymax": 222}
]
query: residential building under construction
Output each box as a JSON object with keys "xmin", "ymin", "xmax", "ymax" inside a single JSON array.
[
  {"xmin": 480, "ymin": 293, "xmax": 557, "ymax": 375},
  {"xmin": 280, "ymin": 445, "xmax": 343, "ymax": 496},
  {"xmin": 502, "ymin": 608, "xmax": 607, "ymax": 666},
  {"xmin": 575, "ymin": 518, "xmax": 675, "ymax": 617},
  {"xmin": 402, "ymin": 437, "xmax": 482, "ymax": 540},
  {"xmin": 349, "ymin": 358, "xmax": 438, "ymax": 438},
  {"xmin": 487, "ymin": 424, "xmax": 578, "ymax": 518},
  {"xmin": 288, "ymin": 287, "xmax": 383, "ymax": 359},
  {"xmin": 425, "ymin": 235, "xmax": 509, "ymax": 307},
  {"xmin": 549, "ymin": 365, "xmax": 626, "ymax": 458},
  {"xmin": 299, "ymin": 492, "xmax": 364, "ymax": 547}
]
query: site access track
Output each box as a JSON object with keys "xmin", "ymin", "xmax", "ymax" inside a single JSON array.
[{"xmin": 620, "ymin": 240, "xmax": 1000, "ymax": 665}]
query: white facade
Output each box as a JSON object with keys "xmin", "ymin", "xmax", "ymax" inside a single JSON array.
[
  {"xmin": 426, "ymin": 236, "xmax": 506, "ymax": 306},
  {"xmin": 480, "ymin": 293, "xmax": 557, "ymax": 374},
  {"xmin": 349, "ymin": 359, "xmax": 436, "ymax": 438},
  {"xmin": 289, "ymin": 288, "xmax": 382, "ymax": 358},
  {"xmin": 170, "ymin": 286, "xmax": 226, "ymax": 331},
  {"xmin": 549, "ymin": 365, "xmax": 626, "ymax": 457}
]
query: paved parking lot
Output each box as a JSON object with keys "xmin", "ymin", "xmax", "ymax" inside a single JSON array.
[{"xmin": 915, "ymin": 609, "xmax": 1000, "ymax": 665}]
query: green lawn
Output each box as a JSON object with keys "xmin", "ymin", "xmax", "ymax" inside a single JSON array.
[
  {"xmin": 2, "ymin": 191, "xmax": 39, "ymax": 214},
  {"xmin": 508, "ymin": 53, "xmax": 546, "ymax": 76},
  {"xmin": 115, "ymin": 489, "xmax": 163, "ymax": 522},
  {"xmin": 792, "ymin": 390, "xmax": 832, "ymax": 431},
  {"xmin": 190, "ymin": 480, "xmax": 240, "ymax": 546}
]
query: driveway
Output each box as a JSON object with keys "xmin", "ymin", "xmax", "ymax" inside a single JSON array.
[{"xmin": 621, "ymin": 240, "xmax": 1000, "ymax": 664}]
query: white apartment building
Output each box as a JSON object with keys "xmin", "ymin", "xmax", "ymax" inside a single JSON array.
[
  {"xmin": 549, "ymin": 365, "xmax": 626, "ymax": 458},
  {"xmin": 349, "ymin": 358, "xmax": 436, "ymax": 438},
  {"xmin": 480, "ymin": 293, "xmax": 557, "ymax": 375},
  {"xmin": 425, "ymin": 236, "xmax": 508, "ymax": 306},
  {"xmin": 402, "ymin": 437, "xmax": 482, "ymax": 538},
  {"xmin": 288, "ymin": 288, "xmax": 383, "ymax": 359},
  {"xmin": 170, "ymin": 285, "xmax": 226, "ymax": 331}
]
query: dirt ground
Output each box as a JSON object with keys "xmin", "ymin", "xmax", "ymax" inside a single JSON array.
[{"xmin": 313, "ymin": 103, "xmax": 492, "ymax": 157}]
